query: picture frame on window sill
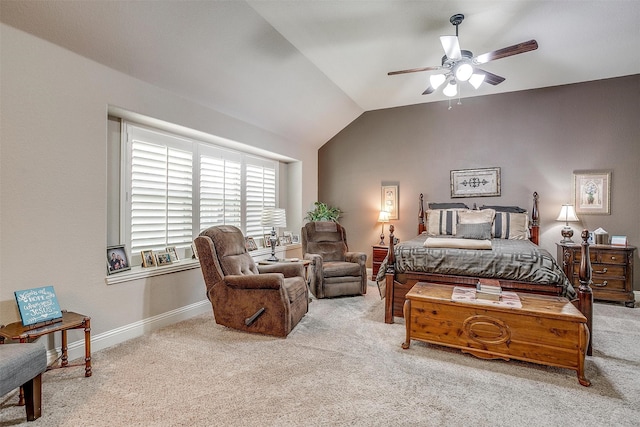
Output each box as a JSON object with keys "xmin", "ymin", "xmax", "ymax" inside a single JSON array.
[
  {"xmin": 573, "ymin": 170, "xmax": 611, "ymax": 215},
  {"xmin": 107, "ymin": 245, "xmax": 131, "ymax": 274},
  {"xmin": 141, "ymin": 250, "xmax": 156, "ymax": 268},
  {"xmin": 166, "ymin": 246, "xmax": 179, "ymax": 262},
  {"xmin": 155, "ymin": 252, "xmax": 173, "ymax": 266},
  {"xmin": 245, "ymin": 236, "xmax": 258, "ymax": 251}
]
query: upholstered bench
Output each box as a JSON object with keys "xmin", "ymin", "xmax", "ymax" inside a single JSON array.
[{"xmin": 0, "ymin": 342, "xmax": 47, "ymax": 421}]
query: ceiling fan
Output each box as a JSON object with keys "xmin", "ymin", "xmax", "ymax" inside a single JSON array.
[{"xmin": 388, "ymin": 13, "xmax": 538, "ymax": 98}]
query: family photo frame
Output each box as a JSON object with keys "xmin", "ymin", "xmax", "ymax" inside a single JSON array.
[
  {"xmin": 573, "ymin": 170, "xmax": 611, "ymax": 215},
  {"xmin": 141, "ymin": 250, "xmax": 156, "ymax": 268},
  {"xmin": 107, "ymin": 245, "xmax": 131, "ymax": 274}
]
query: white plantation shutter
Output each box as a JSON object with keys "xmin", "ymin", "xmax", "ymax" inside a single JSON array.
[
  {"xmin": 199, "ymin": 148, "xmax": 242, "ymax": 231},
  {"xmin": 122, "ymin": 122, "xmax": 279, "ymax": 259},
  {"xmin": 245, "ymin": 160, "xmax": 276, "ymax": 238},
  {"xmin": 127, "ymin": 126, "xmax": 193, "ymax": 254}
]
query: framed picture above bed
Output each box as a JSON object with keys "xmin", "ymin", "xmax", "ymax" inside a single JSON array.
[
  {"xmin": 381, "ymin": 185, "xmax": 398, "ymax": 220},
  {"xmin": 573, "ymin": 170, "xmax": 611, "ymax": 215},
  {"xmin": 450, "ymin": 167, "xmax": 501, "ymax": 198}
]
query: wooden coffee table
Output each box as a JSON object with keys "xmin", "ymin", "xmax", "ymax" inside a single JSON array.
[{"xmin": 402, "ymin": 282, "xmax": 590, "ymax": 386}]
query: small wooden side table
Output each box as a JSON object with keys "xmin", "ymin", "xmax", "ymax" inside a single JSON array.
[{"xmin": 0, "ymin": 311, "xmax": 91, "ymax": 405}]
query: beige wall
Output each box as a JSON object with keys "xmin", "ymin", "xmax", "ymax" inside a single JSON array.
[
  {"xmin": 0, "ymin": 25, "xmax": 317, "ymax": 340},
  {"xmin": 319, "ymin": 74, "xmax": 640, "ymax": 291}
]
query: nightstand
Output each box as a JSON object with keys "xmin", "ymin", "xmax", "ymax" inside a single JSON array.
[
  {"xmin": 372, "ymin": 245, "xmax": 388, "ymax": 279},
  {"xmin": 557, "ymin": 243, "xmax": 636, "ymax": 307}
]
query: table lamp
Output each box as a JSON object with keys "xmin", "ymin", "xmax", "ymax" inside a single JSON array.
[
  {"xmin": 556, "ymin": 204, "xmax": 579, "ymax": 243},
  {"xmin": 261, "ymin": 208, "xmax": 287, "ymax": 261},
  {"xmin": 378, "ymin": 210, "xmax": 390, "ymax": 245}
]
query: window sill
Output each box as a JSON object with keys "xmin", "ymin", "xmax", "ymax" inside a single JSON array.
[
  {"xmin": 105, "ymin": 259, "xmax": 201, "ymax": 285},
  {"xmin": 105, "ymin": 244, "xmax": 302, "ymax": 285}
]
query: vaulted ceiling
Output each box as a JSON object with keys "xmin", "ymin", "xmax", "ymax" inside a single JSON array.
[{"xmin": 1, "ymin": 1, "xmax": 639, "ymax": 148}]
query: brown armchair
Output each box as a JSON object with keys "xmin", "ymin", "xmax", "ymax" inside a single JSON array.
[
  {"xmin": 301, "ymin": 221, "xmax": 367, "ymax": 299},
  {"xmin": 195, "ymin": 225, "xmax": 308, "ymax": 337}
]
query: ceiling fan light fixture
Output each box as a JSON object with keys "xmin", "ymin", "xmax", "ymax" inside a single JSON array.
[
  {"xmin": 454, "ymin": 63, "xmax": 473, "ymax": 82},
  {"xmin": 469, "ymin": 73, "xmax": 486, "ymax": 89},
  {"xmin": 429, "ymin": 74, "xmax": 446, "ymax": 90},
  {"xmin": 442, "ymin": 80, "xmax": 458, "ymax": 97}
]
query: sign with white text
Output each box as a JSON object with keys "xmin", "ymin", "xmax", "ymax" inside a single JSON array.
[{"xmin": 14, "ymin": 286, "xmax": 63, "ymax": 326}]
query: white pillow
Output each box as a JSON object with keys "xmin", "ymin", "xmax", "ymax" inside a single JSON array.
[{"xmin": 458, "ymin": 209, "xmax": 496, "ymax": 224}]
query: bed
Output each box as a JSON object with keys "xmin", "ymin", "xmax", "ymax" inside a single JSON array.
[{"xmin": 377, "ymin": 192, "xmax": 594, "ymax": 354}]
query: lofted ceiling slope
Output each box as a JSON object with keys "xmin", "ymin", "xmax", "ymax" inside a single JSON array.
[{"xmin": 1, "ymin": 1, "xmax": 639, "ymax": 149}]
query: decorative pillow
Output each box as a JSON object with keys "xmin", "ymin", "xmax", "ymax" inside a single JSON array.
[
  {"xmin": 426, "ymin": 209, "xmax": 463, "ymax": 236},
  {"xmin": 480, "ymin": 205, "xmax": 527, "ymax": 213},
  {"xmin": 492, "ymin": 212, "xmax": 529, "ymax": 240},
  {"xmin": 456, "ymin": 222, "xmax": 492, "ymax": 240},
  {"xmin": 424, "ymin": 237, "xmax": 492, "ymax": 250},
  {"xmin": 428, "ymin": 202, "xmax": 469, "ymax": 210},
  {"xmin": 457, "ymin": 209, "xmax": 496, "ymax": 225}
]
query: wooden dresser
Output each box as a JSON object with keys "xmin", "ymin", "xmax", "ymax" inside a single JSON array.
[
  {"xmin": 557, "ymin": 243, "xmax": 636, "ymax": 307},
  {"xmin": 372, "ymin": 245, "xmax": 388, "ymax": 279}
]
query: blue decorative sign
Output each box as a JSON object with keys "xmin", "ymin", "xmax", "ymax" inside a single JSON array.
[{"xmin": 14, "ymin": 286, "xmax": 63, "ymax": 326}]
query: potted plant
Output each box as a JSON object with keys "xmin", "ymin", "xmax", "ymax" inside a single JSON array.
[{"xmin": 305, "ymin": 202, "xmax": 342, "ymax": 222}]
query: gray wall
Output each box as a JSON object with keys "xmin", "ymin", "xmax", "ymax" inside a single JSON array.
[
  {"xmin": 0, "ymin": 24, "xmax": 317, "ymax": 340},
  {"xmin": 319, "ymin": 74, "xmax": 640, "ymax": 291}
]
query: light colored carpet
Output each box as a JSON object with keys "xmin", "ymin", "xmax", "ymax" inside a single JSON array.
[{"xmin": 2, "ymin": 282, "xmax": 640, "ymax": 426}]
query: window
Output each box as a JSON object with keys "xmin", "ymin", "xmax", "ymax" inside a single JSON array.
[{"xmin": 122, "ymin": 123, "xmax": 278, "ymax": 258}]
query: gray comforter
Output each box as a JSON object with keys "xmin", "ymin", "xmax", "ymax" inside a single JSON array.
[{"xmin": 376, "ymin": 234, "xmax": 576, "ymax": 299}]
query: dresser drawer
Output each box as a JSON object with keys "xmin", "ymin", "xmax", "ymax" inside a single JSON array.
[
  {"xmin": 598, "ymin": 251, "xmax": 627, "ymax": 264},
  {"xmin": 572, "ymin": 264, "xmax": 626, "ymax": 277},
  {"xmin": 574, "ymin": 249, "xmax": 627, "ymax": 265},
  {"xmin": 572, "ymin": 277, "xmax": 627, "ymax": 291}
]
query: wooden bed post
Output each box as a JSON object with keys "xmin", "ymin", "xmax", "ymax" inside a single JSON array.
[
  {"xmin": 384, "ymin": 224, "xmax": 396, "ymax": 323},
  {"xmin": 418, "ymin": 193, "xmax": 425, "ymax": 235},
  {"xmin": 530, "ymin": 192, "xmax": 540, "ymax": 245},
  {"xmin": 578, "ymin": 229, "xmax": 594, "ymax": 356}
]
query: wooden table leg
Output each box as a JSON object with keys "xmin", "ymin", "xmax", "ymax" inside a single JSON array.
[
  {"xmin": 402, "ymin": 299, "xmax": 411, "ymax": 349},
  {"xmin": 84, "ymin": 317, "xmax": 92, "ymax": 377},
  {"xmin": 17, "ymin": 338, "xmax": 27, "ymax": 406},
  {"xmin": 61, "ymin": 329, "xmax": 68, "ymax": 367}
]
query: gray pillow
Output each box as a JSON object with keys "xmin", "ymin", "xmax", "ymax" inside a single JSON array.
[
  {"xmin": 480, "ymin": 205, "xmax": 527, "ymax": 213},
  {"xmin": 456, "ymin": 222, "xmax": 492, "ymax": 240},
  {"xmin": 428, "ymin": 202, "xmax": 469, "ymax": 209}
]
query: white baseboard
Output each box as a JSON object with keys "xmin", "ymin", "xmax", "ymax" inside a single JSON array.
[{"xmin": 46, "ymin": 299, "xmax": 210, "ymax": 365}]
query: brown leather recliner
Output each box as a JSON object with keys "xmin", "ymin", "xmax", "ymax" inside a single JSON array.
[
  {"xmin": 195, "ymin": 225, "xmax": 308, "ymax": 337},
  {"xmin": 301, "ymin": 221, "xmax": 367, "ymax": 299}
]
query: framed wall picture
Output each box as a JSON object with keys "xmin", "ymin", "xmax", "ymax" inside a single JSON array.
[
  {"xmin": 141, "ymin": 250, "xmax": 156, "ymax": 268},
  {"xmin": 381, "ymin": 185, "xmax": 398, "ymax": 220},
  {"xmin": 107, "ymin": 245, "xmax": 131, "ymax": 274},
  {"xmin": 450, "ymin": 167, "xmax": 501, "ymax": 198},
  {"xmin": 573, "ymin": 170, "xmax": 611, "ymax": 215}
]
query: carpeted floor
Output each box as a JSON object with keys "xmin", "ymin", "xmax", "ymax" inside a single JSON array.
[{"xmin": 2, "ymin": 282, "xmax": 640, "ymax": 426}]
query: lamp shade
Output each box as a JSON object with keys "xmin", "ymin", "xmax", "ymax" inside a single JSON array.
[
  {"xmin": 556, "ymin": 205, "xmax": 579, "ymax": 223},
  {"xmin": 261, "ymin": 208, "xmax": 287, "ymax": 228},
  {"xmin": 378, "ymin": 210, "xmax": 390, "ymax": 223}
]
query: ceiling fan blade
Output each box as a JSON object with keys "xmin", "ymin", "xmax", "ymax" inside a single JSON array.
[
  {"xmin": 440, "ymin": 35, "xmax": 462, "ymax": 60},
  {"xmin": 474, "ymin": 40, "xmax": 538, "ymax": 64},
  {"xmin": 475, "ymin": 69, "xmax": 506, "ymax": 85},
  {"xmin": 388, "ymin": 66, "xmax": 443, "ymax": 76},
  {"xmin": 422, "ymin": 86, "xmax": 435, "ymax": 95}
]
